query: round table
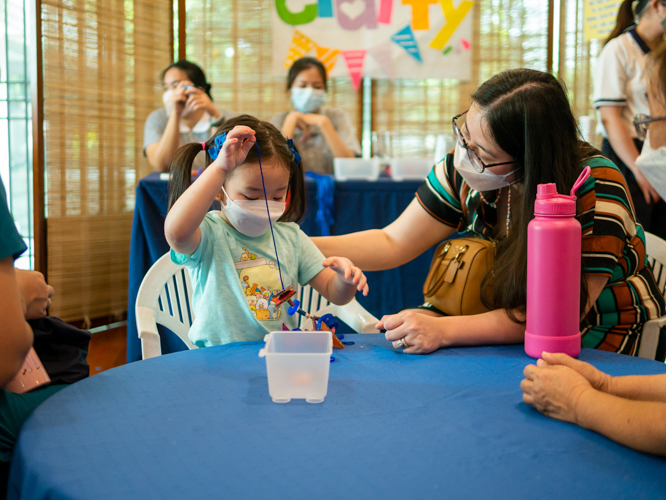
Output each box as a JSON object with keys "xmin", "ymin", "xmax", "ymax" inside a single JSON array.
[{"xmin": 8, "ymin": 335, "xmax": 666, "ymax": 499}]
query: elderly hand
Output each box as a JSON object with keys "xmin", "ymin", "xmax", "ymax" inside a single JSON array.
[
  {"xmin": 539, "ymin": 352, "xmax": 613, "ymax": 393},
  {"xmin": 15, "ymin": 269, "xmax": 54, "ymax": 320},
  {"xmin": 377, "ymin": 310, "xmax": 446, "ymax": 354},
  {"xmin": 521, "ymin": 361, "xmax": 594, "ymax": 424}
]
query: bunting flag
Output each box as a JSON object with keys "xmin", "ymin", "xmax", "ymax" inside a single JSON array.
[
  {"xmin": 283, "ymin": 30, "xmax": 317, "ymax": 69},
  {"xmin": 368, "ymin": 40, "xmax": 394, "ymax": 80},
  {"xmin": 341, "ymin": 50, "xmax": 367, "ymax": 91},
  {"xmin": 390, "ymin": 25, "xmax": 422, "ymax": 63},
  {"xmin": 315, "ymin": 46, "xmax": 341, "ymax": 73}
]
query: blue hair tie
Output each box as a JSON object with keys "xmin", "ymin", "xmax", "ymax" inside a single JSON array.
[
  {"xmin": 288, "ymin": 138, "xmax": 301, "ymax": 165},
  {"xmin": 208, "ymin": 132, "xmax": 227, "ymax": 161}
]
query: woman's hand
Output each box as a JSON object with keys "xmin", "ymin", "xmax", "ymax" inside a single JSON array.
[
  {"xmin": 322, "ymin": 257, "xmax": 369, "ymax": 296},
  {"xmin": 169, "ymin": 81, "xmax": 193, "ymax": 116},
  {"xmin": 539, "ymin": 352, "xmax": 613, "ymax": 393},
  {"xmin": 633, "ymin": 167, "xmax": 661, "ymax": 204},
  {"xmin": 300, "ymin": 113, "xmax": 329, "ymax": 129},
  {"xmin": 521, "ymin": 362, "xmax": 594, "ymax": 424},
  {"xmin": 284, "ymin": 111, "xmax": 311, "ymax": 142},
  {"xmin": 378, "ymin": 310, "xmax": 447, "ymax": 354},
  {"xmin": 211, "ymin": 126, "xmax": 256, "ymax": 174},
  {"xmin": 183, "ymin": 87, "xmax": 220, "ymax": 119}
]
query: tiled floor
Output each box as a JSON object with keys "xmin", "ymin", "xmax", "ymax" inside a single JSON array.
[{"xmin": 87, "ymin": 326, "xmax": 127, "ymax": 375}]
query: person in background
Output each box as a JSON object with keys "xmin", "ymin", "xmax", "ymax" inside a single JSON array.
[
  {"xmin": 635, "ymin": 42, "xmax": 666, "ymax": 198},
  {"xmin": 144, "ymin": 60, "xmax": 236, "ymax": 172},
  {"xmin": 0, "ymin": 177, "xmax": 63, "ymax": 495},
  {"xmin": 593, "ymin": 0, "xmax": 666, "ymax": 239},
  {"xmin": 271, "ymin": 57, "xmax": 361, "ymax": 174}
]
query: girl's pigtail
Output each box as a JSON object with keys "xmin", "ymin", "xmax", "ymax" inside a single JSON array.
[{"xmin": 167, "ymin": 142, "xmax": 207, "ymax": 211}]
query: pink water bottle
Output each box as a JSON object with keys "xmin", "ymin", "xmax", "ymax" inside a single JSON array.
[{"xmin": 524, "ymin": 167, "xmax": 591, "ymax": 359}]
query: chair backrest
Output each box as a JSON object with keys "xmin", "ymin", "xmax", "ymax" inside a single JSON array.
[
  {"xmin": 136, "ymin": 253, "xmax": 197, "ymax": 358},
  {"xmin": 645, "ymin": 232, "xmax": 666, "ymax": 296}
]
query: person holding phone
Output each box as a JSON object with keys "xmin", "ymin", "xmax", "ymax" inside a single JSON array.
[{"xmin": 144, "ymin": 60, "xmax": 236, "ymax": 172}]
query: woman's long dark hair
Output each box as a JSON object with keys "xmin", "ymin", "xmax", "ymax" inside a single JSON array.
[
  {"xmin": 603, "ymin": 0, "xmax": 646, "ymax": 46},
  {"xmin": 162, "ymin": 59, "xmax": 213, "ymax": 99},
  {"xmin": 167, "ymin": 115, "xmax": 306, "ymax": 223},
  {"xmin": 475, "ymin": 69, "xmax": 590, "ymax": 323}
]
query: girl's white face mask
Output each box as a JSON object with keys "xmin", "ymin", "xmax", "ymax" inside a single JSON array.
[
  {"xmin": 636, "ymin": 132, "xmax": 666, "ymax": 200},
  {"xmin": 453, "ymin": 141, "xmax": 519, "ymax": 192},
  {"xmin": 221, "ymin": 186, "xmax": 285, "ymax": 237}
]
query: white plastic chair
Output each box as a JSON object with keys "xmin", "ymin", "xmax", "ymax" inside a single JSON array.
[
  {"xmin": 136, "ymin": 253, "xmax": 379, "ymax": 360},
  {"xmin": 637, "ymin": 232, "xmax": 666, "ymax": 361}
]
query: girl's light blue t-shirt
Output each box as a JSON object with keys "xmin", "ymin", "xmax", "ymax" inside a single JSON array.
[{"xmin": 171, "ymin": 212, "xmax": 326, "ymax": 347}]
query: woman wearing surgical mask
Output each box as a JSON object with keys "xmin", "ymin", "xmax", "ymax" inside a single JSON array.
[
  {"xmin": 593, "ymin": 0, "xmax": 666, "ymax": 239},
  {"xmin": 314, "ymin": 68, "xmax": 665, "ymax": 357},
  {"xmin": 271, "ymin": 57, "xmax": 361, "ymax": 174},
  {"xmin": 635, "ymin": 43, "xmax": 666, "ymax": 198},
  {"xmin": 143, "ymin": 60, "xmax": 236, "ymax": 172}
]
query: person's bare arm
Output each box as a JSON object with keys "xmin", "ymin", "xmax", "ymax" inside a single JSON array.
[
  {"xmin": 600, "ymin": 106, "xmax": 660, "ymax": 203},
  {"xmin": 0, "ymin": 257, "xmax": 33, "ymax": 388},
  {"xmin": 313, "ymin": 199, "xmax": 456, "ymax": 271},
  {"xmin": 145, "ymin": 111, "xmax": 184, "ymax": 172},
  {"xmin": 577, "ymin": 391, "xmax": 666, "ymax": 456},
  {"xmin": 15, "ymin": 269, "xmax": 54, "ymax": 320}
]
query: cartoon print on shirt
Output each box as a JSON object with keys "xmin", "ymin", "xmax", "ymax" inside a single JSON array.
[{"xmin": 235, "ymin": 250, "xmax": 284, "ymax": 322}]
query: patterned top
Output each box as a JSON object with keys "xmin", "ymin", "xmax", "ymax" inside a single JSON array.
[{"xmin": 416, "ymin": 150, "xmax": 665, "ymax": 357}]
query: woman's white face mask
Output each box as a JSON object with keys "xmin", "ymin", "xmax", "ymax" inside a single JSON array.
[
  {"xmin": 636, "ymin": 132, "xmax": 666, "ymax": 199},
  {"xmin": 221, "ymin": 186, "xmax": 286, "ymax": 237},
  {"xmin": 452, "ymin": 141, "xmax": 519, "ymax": 192}
]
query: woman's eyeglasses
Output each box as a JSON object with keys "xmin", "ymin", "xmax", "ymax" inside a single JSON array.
[
  {"xmin": 452, "ymin": 110, "xmax": 514, "ymax": 173},
  {"xmin": 633, "ymin": 114, "xmax": 666, "ymax": 141}
]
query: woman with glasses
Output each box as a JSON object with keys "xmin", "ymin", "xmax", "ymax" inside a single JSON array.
[
  {"xmin": 314, "ymin": 68, "xmax": 665, "ymax": 356},
  {"xmin": 143, "ymin": 60, "xmax": 236, "ymax": 172},
  {"xmin": 634, "ymin": 43, "xmax": 666, "ymax": 198},
  {"xmin": 593, "ymin": 0, "xmax": 666, "ymax": 239}
]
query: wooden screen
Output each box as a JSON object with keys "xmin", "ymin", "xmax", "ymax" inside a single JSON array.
[{"xmin": 41, "ymin": 0, "xmax": 171, "ymax": 322}]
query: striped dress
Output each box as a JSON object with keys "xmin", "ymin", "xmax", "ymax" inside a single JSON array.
[{"xmin": 415, "ymin": 152, "xmax": 665, "ymax": 357}]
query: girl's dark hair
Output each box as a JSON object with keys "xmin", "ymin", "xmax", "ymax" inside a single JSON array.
[
  {"xmin": 162, "ymin": 59, "xmax": 213, "ymax": 99},
  {"xmin": 604, "ymin": 0, "xmax": 647, "ymax": 45},
  {"xmin": 473, "ymin": 69, "xmax": 590, "ymax": 323},
  {"xmin": 286, "ymin": 57, "xmax": 327, "ymax": 91},
  {"xmin": 167, "ymin": 114, "xmax": 305, "ymax": 223}
]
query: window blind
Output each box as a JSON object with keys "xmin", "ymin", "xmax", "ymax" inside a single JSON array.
[{"xmin": 41, "ymin": 0, "xmax": 171, "ymax": 322}]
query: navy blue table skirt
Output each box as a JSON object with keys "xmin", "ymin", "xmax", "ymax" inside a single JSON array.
[
  {"xmin": 9, "ymin": 336, "xmax": 666, "ymax": 500},
  {"xmin": 127, "ymin": 173, "xmax": 435, "ymax": 362}
]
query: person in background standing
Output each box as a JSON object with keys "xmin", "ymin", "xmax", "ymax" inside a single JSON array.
[{"xmin": 593, "ymin": 0, "xmax": 666, "ymax": 239}]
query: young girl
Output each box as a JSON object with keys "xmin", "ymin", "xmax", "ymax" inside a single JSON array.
[{"xmin": 165, "ymin": 115, "xmax": 369, "ymax": 347}]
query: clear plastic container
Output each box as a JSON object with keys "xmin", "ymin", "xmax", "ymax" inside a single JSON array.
[
  {"xmin": 258, "ymin": 331, "xmax": 332, "ymax": 404},
  {"xmin": 333, "ymin": 158, "xmax": 380, "ymax": 181},
  {"xmin": 389, "ymin": 158, "xmax": 434, "ymax": 181}
]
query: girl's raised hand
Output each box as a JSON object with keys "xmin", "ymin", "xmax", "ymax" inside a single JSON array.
[
  {"xmin": 212, "ymin": 126, "xmax": 257, "ymax": 173},
  {"xmin": 323, "ymin": 257, "xmax": 369, "ymax": 296}
]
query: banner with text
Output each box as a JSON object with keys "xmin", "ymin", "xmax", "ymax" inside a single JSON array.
[{"xmin": 272, "ymin": 0, "xmax": 475, "ymax": 88}]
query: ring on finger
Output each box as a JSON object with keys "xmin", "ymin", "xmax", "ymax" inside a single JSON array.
[{"xmin": 396, "ymin": 337, "xmax": 409, "ymax": 349}]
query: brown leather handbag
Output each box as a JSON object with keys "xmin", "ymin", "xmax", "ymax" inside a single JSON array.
[{"xmin": 422, "ymin": 237, "xmax": 496, "ymax": 316}]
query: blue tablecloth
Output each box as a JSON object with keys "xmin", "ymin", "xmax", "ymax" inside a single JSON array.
[
  {"xmin": 9, "ymin": 336, "xmax": 666, "ymax": 499},
  {"xmin": 127, "ymin": 173, "xmax": 434, "ymax": 362}
]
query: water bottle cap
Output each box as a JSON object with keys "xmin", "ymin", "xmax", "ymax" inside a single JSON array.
[
  {"xmin": 534, "ymin": 195, "xmax": 576, "ymax": 216},
  {"xmin": 536, "ymin": 183, "xmax": 558, "ymax": 199}
]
